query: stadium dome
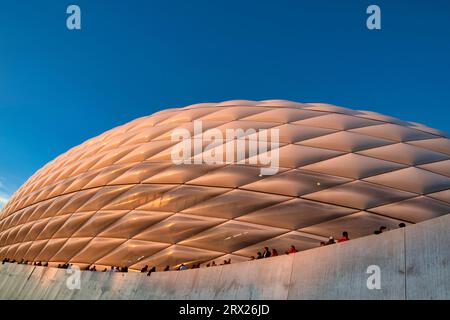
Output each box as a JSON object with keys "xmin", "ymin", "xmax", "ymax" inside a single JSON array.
[{"xmin": 1, "ymin": 100, "xmax": 450, "ymax": 270}]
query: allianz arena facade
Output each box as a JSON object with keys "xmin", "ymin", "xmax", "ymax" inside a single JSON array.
[{"xmin": 1, "ymin": 100, "xmax": 450, "ymax": 271}]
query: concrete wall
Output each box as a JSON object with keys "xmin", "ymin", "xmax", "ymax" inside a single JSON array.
[{"xmin": 0, "ymin": 214, "xmax": 448, "ymax": 300}]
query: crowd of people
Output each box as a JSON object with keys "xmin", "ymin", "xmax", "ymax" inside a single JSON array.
[
  {"xmin": 246, "ymin": 223, "xmax": 407, "ymax": 261},
  {"xmin": 0, "ymin": 258, "xmax": 50, "ymax": 267},
  {"xmin": 205, "ymin": 258, "xmax": 231, "ymax": 267},
  {"xmin": 253, "ymin": 233, "xmax": 349, "ymax": 261},
  {"xmin": 137, "ymin": 258, "xmax": 232, "ymax": 276},
  {"xmin": 319, "ymin": 231, "xmax": 350, "ymax": 246},
  {"xmin": 1, "ymin": 223, "xmax": 408, "ymax": 273},
  {"xmin": 77, "ymin": 265, "xmax": 130, "ymax": 273},
  {"xmin": 101, "ymin": 266, "xmax": 129, "ymax": 272},
  {"xmin": 249, "ymin": 245, "xmax": 293, "ymax": 260}
]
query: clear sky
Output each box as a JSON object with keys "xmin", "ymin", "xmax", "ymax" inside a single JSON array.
[{"xmin": 1, "ymin": 0, "xmax": 450, "ymax": 206}]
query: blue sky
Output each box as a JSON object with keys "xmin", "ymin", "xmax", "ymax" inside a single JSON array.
[{"xmin": 1, "ymin": 0, "xmax": 450, "ymax": 205}]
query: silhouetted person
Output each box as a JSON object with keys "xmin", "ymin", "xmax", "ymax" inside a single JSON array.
[
  {"xmin": 179, "ymin": 264, "xmax": 188, "ymax": 270},
  {"xmin": 256, "ymin": 252, "xmax": 263, "ymax": 259},
  {"xmin": 379, "ymin": 226, "xmax": 387, "ymax": 233},
  {"xmin": 271, "ymin": 249, "xmax": 278, "ymax": 256},
  {"xmin": 211, "ymin": 261, "xmax": 217, "ymax": 266},
  {"xmin": 147, "ymin": 266, "xmax": 156, "ymax": 276},
  {"xmin": 399, "ymin": 223, "xmax": 406, "ymax": 228},
  {"xmin": 320, "ymin": 241, "xmax": 326, "ymax": 246},
  {"xmin": 287, "ymin": 245, "xmax": 298, "ymax": 254},
  {"xmin": 140, "ymin": 265, "xmax": 148, "ymax": 273},
  {"xmin": 326, "ymin": 237, "xmax": 335, "ymax": 245},
  {"xmin": 338, "ymin": 231, "xmax": 350, "ymax": 243},
  {"xmin": 262, "ymin": 247, "xmax": 271, "ymax": 258},
  {"xmin": 164, "ymin": 265, "xmax": 170, "ymax": 271}
]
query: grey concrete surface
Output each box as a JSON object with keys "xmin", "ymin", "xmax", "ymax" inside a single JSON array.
[
  {"xmin": 405, "ymin": 215, "xmax": 450, "ymax": 299},
  {"xmin": 0, "ymin": 214, "xmax": 448, "ymax": 300},
  {"xmin": 288, "ymin": 228, "xmax": 406, "ymax": 299}
]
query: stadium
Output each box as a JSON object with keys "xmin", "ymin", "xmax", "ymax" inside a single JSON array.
[{"xmin": 0, "ymin": 100, "xmax": 449, "ymax": 299}]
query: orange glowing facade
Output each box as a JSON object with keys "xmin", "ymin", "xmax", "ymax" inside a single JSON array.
[{"xmin": 1, "ymin": 100, "xmax": 449, "ymax": 270}]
